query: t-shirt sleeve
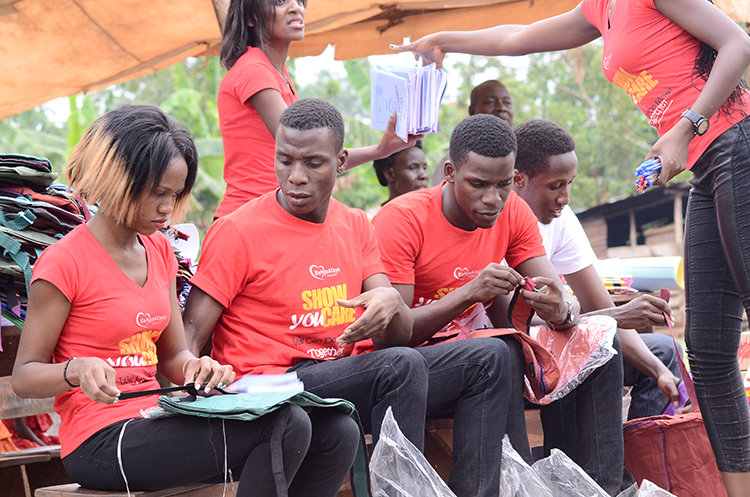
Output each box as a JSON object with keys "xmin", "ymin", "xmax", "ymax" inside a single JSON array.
[
  {"xmin": 504, "ymin": 195, "xmax": 547, "ymax": 268},
  {"xmin": 548, "ymin": 208, "xmax": 598, "ymax": 275},
  {"xmin": 372, "ymin": 203, "xmax": 422, "ymax": 285},
  {"xmin": 189, "ymin": 218, "xmax": 251, "ymax": 308},
  {"xmin": 579, "ymin": 0, "xmax": 606, "ymax": 34},
  {"xmin": 359, "ymin": 215, "xmax": 386, "ymax": 281},
  {"xmin": 31, "ymin": 243, "xmax": 77, "ymax": 302},
  {"xmin": 232, "ymin": 53, "xmax": 283, "ymax": 104}
]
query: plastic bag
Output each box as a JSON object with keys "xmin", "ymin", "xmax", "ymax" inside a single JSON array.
[
  {"xmin": 617, "ymin": 484, "xmax": 638, "ymax": 497},
  {"xmin": 370, "ymin": 407, "xmax": 456, "ymax": 497},
  {"xmin": 530, "ymin": 315, "xmax": 618, "ymax": 404},
  {"xmin": 499, "ymin": 436, "xmax": 553, "ymax": 497},
  {"xmin": 638, "ymin": 479, "xmax": 678, "ymax": 496},
  {"xmin": 532, "ymin": 448, "xmax": 610, "ymax": 496}
]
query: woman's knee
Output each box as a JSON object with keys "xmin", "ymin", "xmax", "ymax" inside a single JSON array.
[{"xmin": 282, "ymin": 404, "xmax": 313, "ymax": 454}]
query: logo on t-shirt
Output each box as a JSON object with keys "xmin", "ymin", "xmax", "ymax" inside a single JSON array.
[
  {"xmin": 647, "ymin": 88, "xmax": 673, "ymax": 128},
  {"xmin": 309, "ymin": 265, "xmax": 341, "ymax": 280},
  {"xmin": 453, "ymin": 267, "xmax": 480, "ymax": 280},
  {"xmin": 107, "ymin": 329, "xmax": 161, "ymax": 368},
  {"xmin": 135, "ymin": 312, "xmax": 168, "ymax": 328},
  {"xmin": 612, "ymin": 67, "xmax": 659, "ymax": 104},
  {"xmin": 292, "ymin": 283, "xmax": 356, "ymax": 331}
]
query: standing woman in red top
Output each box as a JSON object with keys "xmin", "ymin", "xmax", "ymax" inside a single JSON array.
[
  {"xmin": 393, "ymin": 1, "xmax": 750, "ymax": 495},
  {"xmin": 11, "ymin": 105, "xmax": 358, "ymax": 496},
  {"xmin": 216, "ymin": 0, "xmax": 421, "ymax": 217}
]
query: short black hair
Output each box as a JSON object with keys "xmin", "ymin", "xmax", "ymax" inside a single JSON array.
[
  {"xmin": 449, "ymin": 114, "xmax": 516, "ymax": 169},
  {"xmin": 373, "ymin": 140, "xmax": 423, "ymax": 186},
  {"xmin": 66, "ymin": 105, "xmax": 197, "ymax": 226},
  {"xmin": 514, "ymin": 119, "xmax": 576, "ymax": 178},
  {"xmin": 278, "ymin": 98, "xmax": 345, "ymax": 152}
]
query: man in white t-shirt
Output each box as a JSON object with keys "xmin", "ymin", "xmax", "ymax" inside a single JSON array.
[{"xmin": 512, "ymin": 118, "xmax": 684, "ymax": 423}]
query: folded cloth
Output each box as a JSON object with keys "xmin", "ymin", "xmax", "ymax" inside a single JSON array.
[
  {"xmin": 0, "ymin": 154, "xmax": 52, "ymax": 173},
  {"xmin": 0, "ymin": 166, "xmax": 57, "ymax": 190}
]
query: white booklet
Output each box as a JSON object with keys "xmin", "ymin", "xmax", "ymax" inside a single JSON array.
[
  {"xmin": 228, "ymin": 372, "xmax": 305, "ymax": 394},
  {"xmin": 370, "ymin": 63, "xmax": 447, "ymax": 142}
]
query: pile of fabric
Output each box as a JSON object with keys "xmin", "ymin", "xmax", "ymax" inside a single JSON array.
[{"xmin": 0, "ymin": 154, "xmax": 90, "ymax": 328}]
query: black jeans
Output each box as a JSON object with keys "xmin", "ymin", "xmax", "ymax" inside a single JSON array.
[
  {"xmin": 539, "ymin": 333, "xmax": 624, "ymax": 496},
  {"xmin": 686, "ymin": 116, "xmax": 750, "ymax": 473},
  {"xmin": 63, "ymin": 405, "xmax": 359, "ymax": 497}
]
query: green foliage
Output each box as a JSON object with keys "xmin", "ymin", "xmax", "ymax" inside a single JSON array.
[
  {"xmin": 0, "ymin": 109, "xmax": 68, "ymax": 173},
  {"xmin": 492, "ymin": 45, "xmax": 661, "ymax": 209},
  {"xmin": 1, "ymin": 45, "xmax": 680, "ymax": 226},
  {"xmin": 66, "ymin": 94, "xmax": 98, "ymax": 156}
]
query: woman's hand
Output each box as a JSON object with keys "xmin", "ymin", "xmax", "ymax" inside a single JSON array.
[
  {"xmin": 648, "ymin": 119, "xmax": 694, "ymax": 187},
  {"xmin": 182, "ymin": 356, "xmax": 236, "ymax": 393},
  {"xmin": 390, "ymin": 34, "xmax": 446, "ymax": 68},
  {"xmin": 374, "ymin": 112, "xmax": 424, "ymax": 159},
  {"xmin": 69, "ymin": 357, "xmax": 121, "ymax": 405}
]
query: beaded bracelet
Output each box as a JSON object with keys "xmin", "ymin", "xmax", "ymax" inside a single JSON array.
[{"xmin": 63, "ymin": 357, "xmax": 80, "ymax": 388}]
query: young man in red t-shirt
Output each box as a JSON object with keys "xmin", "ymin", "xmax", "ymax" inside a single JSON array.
[
  {"xmin": 183, "ymin": 99, "xmax": 514, "ymax": 497},
  {"xmin": 369, "ymin": 114, "xmax": 625, "ymax": 495}
]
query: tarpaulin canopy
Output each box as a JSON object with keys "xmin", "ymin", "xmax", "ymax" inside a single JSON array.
[{"xmin": 1, "ymin": 0, "xmax": 746, "ymax": 120}]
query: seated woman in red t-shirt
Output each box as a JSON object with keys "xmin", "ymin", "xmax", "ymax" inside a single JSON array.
[
  {"xmin": 215, "ymin": 0, "xmax": 422, "ymax": 217},
  {"xmin": 10, "ymin": 105, "xmax": 358, "ymax": 497}
]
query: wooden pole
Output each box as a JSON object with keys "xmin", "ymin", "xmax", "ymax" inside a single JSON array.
[
  {"xmin": 674, "ymin": 195, "xmax": 684, "ymax": 249},
  {"xmin": 211, "ymin": 0, "xmax": 229, "ymax": 36}
]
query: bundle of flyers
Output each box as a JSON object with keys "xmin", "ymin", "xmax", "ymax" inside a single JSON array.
[{"xmin": 370, "ymin": 63, "xmax": 448, "ymax": 142}]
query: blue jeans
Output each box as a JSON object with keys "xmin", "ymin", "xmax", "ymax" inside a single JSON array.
[
  {"xmin": 685, "ymin": 117, "xmax": 750, "ymax": 473},
  {"xmin": 539, "ymin": 333, "xmax": 624, "ymax": 496},
  {"xmin": 624, "ymin": 333, "xmax": 682, "ymax": 420},
  {"xmin": 418, "ymin": 338, "xmax": 512, "ymax": 497}
]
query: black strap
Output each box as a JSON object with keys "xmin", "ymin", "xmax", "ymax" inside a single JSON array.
[
  {"xmin": 270, "ymin": 403, "xmax": 292, "ymax": 497},
  {"xmin": 349, "ymin": 409, "xmax": 372, "ymax": 497}
]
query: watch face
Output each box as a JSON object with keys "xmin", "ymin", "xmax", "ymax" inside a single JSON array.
[{"xmin": 697, "ymin": 119, "xmax": 709, "ymax": 135}]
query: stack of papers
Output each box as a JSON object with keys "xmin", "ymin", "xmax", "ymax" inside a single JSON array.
[
  {"xmin": 370, "ymin": 63, "xmax": 448, "ymax": 142},
  {"xmin": 228, "ymin": 372, "xmax": 305, "ymax": 394}
]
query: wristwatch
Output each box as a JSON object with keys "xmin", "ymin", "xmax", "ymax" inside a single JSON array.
[
  {"xmin": 681, "ymin": 109, "xmax": 709, "ymax": 136},
  {"xmin": 548, "ymin": 300, "xmax": 575, "ymax": 331}
]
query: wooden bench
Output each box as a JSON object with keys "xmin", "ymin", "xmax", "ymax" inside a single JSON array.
[{"xmin": 35, "ymin": 484, "xmax": 227, "ymax": 497}]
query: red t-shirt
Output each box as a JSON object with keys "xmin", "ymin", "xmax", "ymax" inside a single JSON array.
[
  {"xmin": 31, "ymin": 225, "xmax": 177, "ymax": 457},
  {"xmin": 190, "ymin": 191, "xmax": 385, "ymax": 376},
  {"xmin": 581, "ymin": 0, "xmax": 750, "ymax": 168},
  {"xmin": 353, "ymin": 185, "xmax": 545, "ymax": 353},
  {"xmin": 216, "ymin": 47, "xmax": 299, "ymax": 217}
]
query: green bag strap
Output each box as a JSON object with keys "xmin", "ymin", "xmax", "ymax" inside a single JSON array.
[
  {"xmin": 0, "ymin": 231, "xmax": 32, "ymax": 295},
  {"xmin": 0, "ymin": 209, "xmax": 36, "ymax": 231},
  {"xmin": 290, "ymin": 392, "xmax": 371, "ymax": 497}
]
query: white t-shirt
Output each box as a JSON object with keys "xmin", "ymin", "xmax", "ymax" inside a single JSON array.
[{"xmin": 538, "ymin": 205, "xmax": 597, "ymax": 275}]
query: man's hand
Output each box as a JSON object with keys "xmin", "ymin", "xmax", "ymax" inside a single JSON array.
[
  {"xmin": 520, "ymin": 276, "xmax": 571, "ymax": 325},
  {"xmin": 615, "ymin": 294, "xmax": 674, "ymax": 329},
  {"xmin": 336, "ymin": 287, "xmax": 406, "ymax": 346},
  {"xmin": 657, "ymin": 373, "xmax": 682, "ymax": 409},
  {"xmin": 464, "ymin": 263, "xmax": 523, "ymax": 303}
]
